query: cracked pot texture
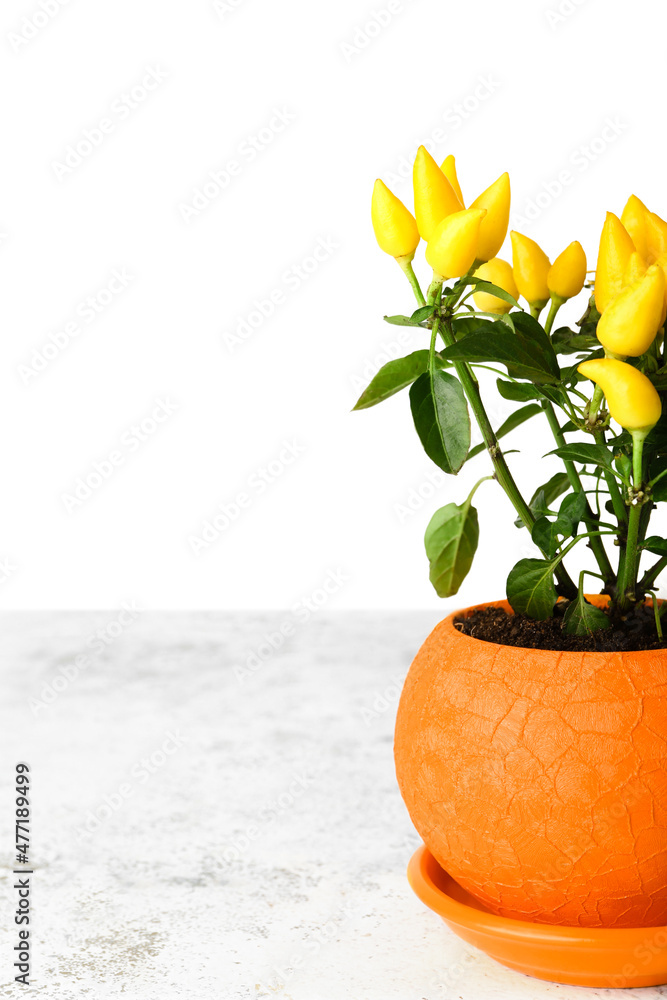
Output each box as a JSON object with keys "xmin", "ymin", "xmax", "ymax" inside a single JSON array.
[{"xmin": 394, "ymin": 598, "xmax": 667, "ymax": 928}]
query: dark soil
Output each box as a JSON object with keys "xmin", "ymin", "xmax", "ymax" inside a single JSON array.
[{"xmin": 454, "ymin": 602, "xmax": 667, "ymax": 652}]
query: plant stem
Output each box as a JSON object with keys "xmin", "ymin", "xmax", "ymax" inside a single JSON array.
[
  {"xmin": 641, "ymin": 554, "xmax": 667, "ymax": 591},
  {"xmin": 616, "ymin": 502, "xmax": 642, "ymax": 613},
  {"xmin": 440, "ymin": 316, "xmax": 577, "ymax": 598},
  {"xmin": 541, "ymin": 399, "xmax": 615, "ymax": 588},
  {"xmin": 397, "ymin": 256, "xmax": 426, "ymax": 306},
  {"xmin": 615, "ymin": 431, "xmax": 651, "ymax": 613},
  {"xmin": 543, "ymin": 297, "xmax": 563, "ymax": 337}
]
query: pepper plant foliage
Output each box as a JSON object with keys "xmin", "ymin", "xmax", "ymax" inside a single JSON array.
[{"xmin": 359, "ymin": 152, "xmax": 667, "ymax": 635}]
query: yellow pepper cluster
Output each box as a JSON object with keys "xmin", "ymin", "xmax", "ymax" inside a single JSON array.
[
  {"xmin": 371, "ymin": 159, "xmax": 664, "ymax": 436},
  {"xmin": 371, "ymin": 148, "xmax": 586, "ymax": 313}
]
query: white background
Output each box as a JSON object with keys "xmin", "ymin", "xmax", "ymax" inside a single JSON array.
[{"xmin": 2, "ymin": 0, "xmax": 665, "ymax": 610}]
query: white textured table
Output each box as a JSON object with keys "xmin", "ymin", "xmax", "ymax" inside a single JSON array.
[{"xmin": 2, "ymin": 611, "xmax": 665, "ymax": 1000}]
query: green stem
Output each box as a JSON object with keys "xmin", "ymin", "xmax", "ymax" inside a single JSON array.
[
  {"xmin": 440, "ymin": 316, "xmax": 577, "ymax": 598},
  {"xmin": 641, "ymin": 554, "xmax": 667, "ymax": 591},
  {"xmin": 543, "ymin": 297, "xmax": 563, "ymax": 337},
  {"xmin": 647, "ymin": 590, "xmax": 663, "ymax": 639},
  {"xmin": 616, "ymin": 502, "xmax": 643, "ymax": 613},
  {"xmin": 397, "ymin": 256, "xmax": 426, "ymax": 306},
  {"xmin": 593, "ymin": 429, "xmax": 627, "ymax": 527},
  {"xmin": 615, "ymin": 430, "xmax": 651, "ymax": 614},
  {"xmin": 588, "ymin": 384, "xmax": 605, "ymax": 424},
  {"xmin": 541, "ymin": 400, "xmax": 615, "ymax": 588}
]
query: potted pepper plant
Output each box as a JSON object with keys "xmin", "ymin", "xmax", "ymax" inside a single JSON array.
[{"xmin": 356, "ymin": 146, "xmax": 667, "ymax": 987}]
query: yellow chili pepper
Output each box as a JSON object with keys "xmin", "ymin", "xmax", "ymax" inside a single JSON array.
[
  {"xmin": 469, "ymin": 172, "xmax": 511, "ymax": 262},
  {"xmin": 594, "ymin": 212, "xmax": 635, "ymax": 313},
  {"xmin": 621, "ymin": 194, "xmax": 650, "ymax": 260},
  {"xmin": 645, "ymin": 210, "xmax": 667, "ymax": 265},
  {"xmin": 547, "ymin": 241, "xmax": 587, "ymax": 301},
  {"xmin": 510, "ymin": 231, "xmax": 551, "ymax": 309},
  {"xmin": 623, "ymin": 251, "xmax": 647, "ymax": 286},
  {"xmin": 472, "ymin": 258, "xmax": 518, "ymax": 314},
  {"xmin": 371, "ymin": 179, "xmax": 420, "ymax": 260},
  {"xmin": 596, "ymin": 264, "xmax": 665, "ymax": 357},
  {"xmin": 425, "ymin": 208, "xmax": 486, "ymax": 279},
  {"xmin": 440, "ymin": 154, "xmax": 464, "ymax": 205},
  {"xmin": 578, "ymin": 358, "xmax": 661, "ymax": 433},
  {"xmin": 413, "ymin": 145, "xmax": 462, "ymax": 241}
]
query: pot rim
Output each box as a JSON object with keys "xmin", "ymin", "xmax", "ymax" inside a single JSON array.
[
  {"xmin": 444, "ymin": 594, "xmax": 665, "ymax": 659},
  {"xmin": 408, "ymin": 844, "xmax": 667, "ymax": 943}
]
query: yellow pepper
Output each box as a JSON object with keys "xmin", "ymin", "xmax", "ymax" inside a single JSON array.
[
  {"xmin": 621, "ymin": 195, "xmax": 650, "ymax": 260},
  {"xmin": 425, "ymin": 208, "xmax": 486, "ymax": 279},
  {"xmin": 578, "ymin": 358, "xmax": 661, "ymax": 433},
  {"xmin": 510, "ymin": 231, "xmax": 551, "ymax": 309},
  {"xmin": 594, "ymin": 212, "xmax": 635, "ymax": 313},
  {"xmin": 596, "ymin": 264, "xmax": 665, "ymax": 357},
  {"xmin": 547, "ymin": 241, "xmax": 587, "ymax": 301},
  {"xmin": 440, "ymin": 154, "xmax": 464, "ymax": 205},
  {"xmin": 469, "ymin": 172, "xmax": 511, "ymax": 262},
  {"xmin": 645, "ymin": 210, "xmax": 667, "ymax": 265},
  {"xmin": 371, "ymin": 179, "xmax": 420, "ymax": 260},
  {"xmin": 472, "ymin": 258, "xmax": 518, "ymax": 314},
  {"xmin": 623, "ymin": 251, "xmax": 647, "ymax": 286},
  {"xmin": 413, "ymin": 146, "xmax": 462, "ymax": 241}
]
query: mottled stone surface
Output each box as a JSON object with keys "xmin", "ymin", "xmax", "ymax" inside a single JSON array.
[{"xmin": 1, "ymin": 611, "xmax": 663, "ymax": 999}]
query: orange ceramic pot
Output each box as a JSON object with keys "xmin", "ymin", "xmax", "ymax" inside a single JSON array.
[{"xmin": 395, "ymin": 597, "xmax": 667, "ymax": 929}]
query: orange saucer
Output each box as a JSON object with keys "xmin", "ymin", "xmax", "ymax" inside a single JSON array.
[{"xmin": 408, "ymin": 846, "xmax": 667, "ymax": 988}]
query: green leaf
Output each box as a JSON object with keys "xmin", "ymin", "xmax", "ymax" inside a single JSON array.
[
  {"xmin": 562, "ymin": 592, "xmax": 611, "ymax": 636},
  {"xmin": 551, "ymin": 326, "xmax": 600, "ymax": 355},
  {"xmin": 531, "ymin": 514, "xmax": 574, "ymax": 558},
  {"xmin": 467, "ymin": 277, "xmax": 519, "ymax": 308},
  {"xmin": 409, "ymin": 370, "xmax": 470, "ymax": 474},
  {"xmin": 496, "ymin": 379, "xmax": 544, "ymax": 402},
  {"xmin": 451, "ymin": 316, "xmax": 495, "ymax": 339},
  {"xmin": 443, "ymin": 322, "xmax": 560, "ymax": 384},
  {"xmin": 548, "ymin": 443, "xmax": 613, "ymax": 470},
  {"xmin": 384, "ymin": 309, "xmax": 433, "ymax": 327},
  {"xmin": 558, "ymin": 491, "xmax": 587, "ymax": 531},
  {"xmin": 506, "ymin": 558, "xmax": 558, "ymax": 620},
  {"xmin": 515, "ymin": 472, "xmax": 571, "ymax": 528},
  {"xmin": 466, "ymin": 403, "xmax": 542, "ymax": 461},
  {"xmin": 411, "ymin": 305, "xmax": 436, "ymax": 323},
  {"xmin": 511, "ymin": 313, "xmax": 561, "ymax": 379},
  {"xmin": 425, "ymin": 501, "xmax": 480, "ymax": 597},
  {"xmin": 352, "ymin": 351, "xmax": 449, "ymax": 410},
  {"xmin": 652, "ymin": 480, "xmax": 667, "ymax": 503},
  {"xmin": 643, "ymin": 536, "xmax": 667, "ymax": 556}
]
